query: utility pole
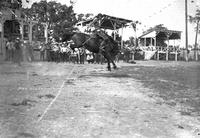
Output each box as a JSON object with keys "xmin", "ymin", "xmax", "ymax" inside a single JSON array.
[
  {"xmin": 194, "ymin": 20, "xmax": 199, "ymax": 61},
  {"xmin": 185, "ymin": 0, "xmax": 189, "ymax": 61},
  {"xmin": 44, "ymin": 0, "xmax": 48, "ymax": 44}
]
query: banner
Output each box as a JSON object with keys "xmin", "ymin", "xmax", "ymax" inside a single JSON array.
[{"xmin": 144, "ymin": 51, "xmax": 156, "ymax": 60}]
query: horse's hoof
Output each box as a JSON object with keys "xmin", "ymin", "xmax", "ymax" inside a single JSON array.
[
  {"xmin": 128, "ymin": 60, "xmax": 136, "ymax": 64},
  {"xmin": 107, "ymin": 67, "xmax": 111, "ymax": 71}
]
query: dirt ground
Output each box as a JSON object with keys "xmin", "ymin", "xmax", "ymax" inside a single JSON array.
[{"xmin": 0, "ymin": 60, "xmax": 200, "ymax": 138}]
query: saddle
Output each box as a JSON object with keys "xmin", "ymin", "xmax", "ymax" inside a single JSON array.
[{"xmin": 96, "ymin": 31, "xmax": 109, "ymax": 40}]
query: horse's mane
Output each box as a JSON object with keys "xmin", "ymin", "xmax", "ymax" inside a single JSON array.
[
  {"xmin": 62, "ymin": 32, "xmax": 76, "ymax": 42},
  {"xmin": 76, "ymin": 32, "xmax": 90, "ymax": 38}
]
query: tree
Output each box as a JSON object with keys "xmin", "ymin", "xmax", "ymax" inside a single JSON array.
[
  {"xmin": 144, "ymin": 24, "xmax": 168, "ymax": 34},
  {"xmin": 189, "ymin": 9, "xmax": 200, "ymax": 61},
  {"xmin": 75, "ymin": 13, "xmax": 94, "ymax": 33},
  {"xmin": 129, "ymin": 36, "xmax": 138, "ymax": 47},
  {"xmin": 0, "ymin": 0, "xmax": 23, "ymax": 10},
  {"xmin": 22, "ymin": 0, "xmax": 77, "ymax": 42},
  {"xmin": 76, "ymin": 13, "xmax": 94, "ymax": 22}
]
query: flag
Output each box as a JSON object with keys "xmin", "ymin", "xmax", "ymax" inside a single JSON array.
[{"xmin": 131, "ymin": 23, "xmax": 136, "ymax": 31}]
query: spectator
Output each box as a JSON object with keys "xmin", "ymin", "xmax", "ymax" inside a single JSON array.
[
  {"xmin": 13, "ymin": 37, "xmax": 22, "ymax": 66},
  {"xmin": 79, "ymin": 48, "xmax": 85, "ymax": 64},
  {"xmin": 5, "ymin": 39, "xmax": 14, "ymax": 61},
  {"xmin": 86, "ymin": 53, "xmax": 94, "ymax": 64},
  {"xmin": 26, "ymin": 42, "xmax": 34, "ymax": 62},
  {"xmin": 5, "ymin": 39, "xmax": 8, "ymax": 61},
  {"xmin": 40, "ymin": 43, "xmax": 45, "ymax": 61}
]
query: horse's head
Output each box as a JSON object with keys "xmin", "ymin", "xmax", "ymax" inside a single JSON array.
[
  {"xmin": 70, "ymin": 45, "xmax": 75, "ymax": 52},
  {"xmin": 62, "ymin": 32, "xmax": 75, "ymax": 42}
]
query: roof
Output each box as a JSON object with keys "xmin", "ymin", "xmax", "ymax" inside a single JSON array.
[
  {"xmin": 77, "ymin": 13, "xmax": 133, "ymax": 30},
  {"xmin": 139, "ymin": 28, "xmax": 182, "ymax": 40}
]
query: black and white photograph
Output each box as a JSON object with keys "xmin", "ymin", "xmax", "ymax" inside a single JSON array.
[{"xmin": 0, "ymin": 0, "xmax": 200, "ymax": 137}]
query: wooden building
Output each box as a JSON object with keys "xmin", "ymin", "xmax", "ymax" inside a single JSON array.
[
  {"xmin": 76, "ymin": 13, "xmax": 133, "ymax": 49},
  {"xmin": 138, "ymin": 28, "xmax": 181, "ymax": 61},
  {"xmin": 0, "ymin": 6, "xmax": 48, "ymax": 60}
]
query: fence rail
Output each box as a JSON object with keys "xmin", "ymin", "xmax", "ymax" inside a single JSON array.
[{"xmin": 135, "ymin": 46, "xmax": 200, "ymax": 61}]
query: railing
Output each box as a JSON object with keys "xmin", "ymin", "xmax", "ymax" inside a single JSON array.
[
  {"xmin": 135, "ymin": 46, "xmax": 200, "ymax": 61},
  {"xmin": 156, "ymin": 46, "xmax": 180, "ymax": 61},
  {"xmin": 137, "ymin": 46, "xmax": 157, "ymax": 51},
  {"xmin": 156, "ymin": 46, "xmax": 167, "ymax": 53}
]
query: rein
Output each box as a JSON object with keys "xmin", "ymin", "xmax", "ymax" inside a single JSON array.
[{"xmin": 82, "ymin": 35, "xmax": 93, "ymax": 46}]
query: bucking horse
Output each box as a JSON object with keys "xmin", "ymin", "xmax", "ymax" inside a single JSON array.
[{"xmin": 62, "ymin": 31, "xmax": 119, "ymax": 71}]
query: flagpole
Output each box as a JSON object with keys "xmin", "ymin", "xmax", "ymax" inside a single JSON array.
[{"xmin": 185, "ymin": 0, "xmax": 188, "ymax": 61}]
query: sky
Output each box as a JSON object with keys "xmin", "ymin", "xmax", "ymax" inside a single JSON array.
[{"xmin": 23, "ymin": 0, "xmax": 200, "ymax": 46}]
